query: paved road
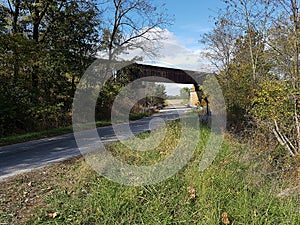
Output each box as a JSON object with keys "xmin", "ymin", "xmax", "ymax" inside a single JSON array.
[{"xmin": 0, "ymin": 108, "xmax": 190, "ymax": 181}]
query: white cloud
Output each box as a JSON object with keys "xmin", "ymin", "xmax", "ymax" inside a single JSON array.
[
  {"xmin": 98, "ymin": 29, "xmax": 217, "ymax": 95},
  {"xmin": 117, "ymin": 28, "xmax": 217, "ymax": 96},
  {"xmin": 120, "ymin": 29, "xmax": 215, "ymax": 72}
]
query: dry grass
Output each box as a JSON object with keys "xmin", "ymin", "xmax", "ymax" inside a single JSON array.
[
  {"xmin": 0, "ymin": 122, "xmax": 299, "ymax": 225},
  {"xmin": 0, "ymin": 157, "xmax": 90, "ymax": 224}
]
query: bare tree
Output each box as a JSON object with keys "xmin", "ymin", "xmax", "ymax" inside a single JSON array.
[
  {"xmin": 99, "ymin": 0, "xmax": 173, "ymax": 61},
  {"xmin": 230, "ymin": 0, "xmax": 274, "ymax": 82},
  {"xmin": 202, "ymin": 0, "xmax": 275, "ymax": 82},
  {"xmin": 268, "ymin": 0, "xmax": 300, "ymax": 89},
  {"xmin": 200, "ymin": 8, "xmax": 238, "ymax": 75}
]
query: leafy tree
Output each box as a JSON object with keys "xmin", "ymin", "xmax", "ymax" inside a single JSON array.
[
  {"xmin": 0, "ymin": 0, "xmax": 173, "ymax": 137},
  {"xmin": 136, "ymin": 82, "xmax": 167, "ymax": 109},
  {"xmin": 251, "ymin": 79, "xmax": 299, "ymax": 156},
  {"xmin": 258, "ymin": 0, "xmax": 300, "ymax": 156},
  {"xmin": 0, "ymin": 0, "xmax": 100, "ymax": 136},
  {"xmin": 202, "ymin": 0, "xmax": 300, "ymax": 157},
  {"xmin": 180, "ymin": 87, "xmax": 190, "ymax": 100}
]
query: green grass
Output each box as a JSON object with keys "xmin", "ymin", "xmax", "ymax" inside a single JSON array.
[
  {"xmin": 0, "ymin": 112, "xmax": 151, "ymax": 146},
  {"xmin": 4, "ymin": 120, "xmax": 297, "ymax": 225},
  {"xmin": 0, "ymin": 120, "xmax": 109, "ymax": 146}
]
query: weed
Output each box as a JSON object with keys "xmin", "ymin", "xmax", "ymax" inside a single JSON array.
[{"xmin": 0, "ymin": 121, "xmax": 299, "ymax": 225}]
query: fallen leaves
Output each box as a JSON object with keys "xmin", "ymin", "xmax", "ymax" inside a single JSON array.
[
  {"xmin": 0, "ymin": 157, "xmax": 83, "ymax": 224},
  {"xmin": 221, "ymin": 211, "xmax": 231, "ymax": 225},
  {"xmin": 188, "ymin": 186, "xmax": 197, "ymax": 200},
  {"xmin": 47, "ymin": 212, "xmax": 59, "ymax": 219}
]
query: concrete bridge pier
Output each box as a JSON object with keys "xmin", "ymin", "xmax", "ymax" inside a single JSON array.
[{"xmin": 189, "ymin": 84, "xmax": 209, "ymax": 115}]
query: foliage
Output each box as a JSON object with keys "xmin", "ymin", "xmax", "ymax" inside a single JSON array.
[
  {"xmin": 146, "ymin": 83, "xmax": 167, "ymax": 106},
  {"xmin": 0, "ymin": 0, "xmax": 101, "ymax": 137},
  {"xmin": 202, "ymin": 0, "xmax": 300, "ymax": 157},
  {"xmin": 0, "ymin": 0, "xmax": 171, "ymax": 137},
  {"xmin": 179, "ymin": 87, "xmax": 190, "ymax": 99},
  {"xmin": 252, "ymin": 79, "xmax": 300, "ymax": 156},
  {"xmin": 252, "ymin": 80, "xmax": 293, "ymax": 123}
]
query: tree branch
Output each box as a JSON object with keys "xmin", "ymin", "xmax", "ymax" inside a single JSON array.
[{"xmin": 273, "ymin": 119, "xmax": 296, "ymax": 156}]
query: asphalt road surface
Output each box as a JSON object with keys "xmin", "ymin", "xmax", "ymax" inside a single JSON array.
[{"xmin": 0, "ymin": 107, "xmax": 190, "ymax": 181}]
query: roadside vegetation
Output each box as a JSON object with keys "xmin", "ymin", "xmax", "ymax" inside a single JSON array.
[
  {"xmin": 0, "ymin": 0, "xmax": 171, "ymax": 138},
  {"xmin": 201, "ymin": 0, "xmax": 300, "ymax": 159},
  {"xmin": 0, "ymin": 121, "xmax": 299, "ymax": 224},
  {"xmin": 1, "ymin": 0, "xmax": 300, "ymax": 224},
  {"xmin": 0, "ymin": 112, "xmax": 152, "ymax": 146}
]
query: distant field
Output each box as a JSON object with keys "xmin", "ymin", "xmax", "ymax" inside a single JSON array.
[{"xmin": 165, "ymin": 99, "xmax": 188, "ymax": 107}]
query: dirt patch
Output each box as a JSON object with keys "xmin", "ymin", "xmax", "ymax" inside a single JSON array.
[{"xmin": 165, "ymin": 99, "xmax": 187, "ymax": 107}]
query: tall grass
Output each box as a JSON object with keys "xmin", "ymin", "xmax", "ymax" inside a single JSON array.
[{"xmin": 2, "ymin": 121, "xmax": 299, "ymax": 224}]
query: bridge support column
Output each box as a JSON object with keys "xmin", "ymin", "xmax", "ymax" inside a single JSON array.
[
  {"xmin": 190, "ymin": 84, "xmax": 210, "ymax": 115},
  {"xmin": 189, "ymin": 85, "xmax": 199, "ymax": 107}
]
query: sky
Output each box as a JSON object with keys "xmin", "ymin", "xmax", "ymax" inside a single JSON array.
[
  {"xmin": 144, "ymin": 0, "xmax": 225, "ymax": 95},
  {"xmin": 102, "ymin": 0, "xmax": 227, "ymax": 95},
  {"xmin": 137, "ymin": 0, "xmax": 225, "ymax": 70},
  {"xmin": 163, "ymin": 0, "xmax": 223, "ymax": 50}
]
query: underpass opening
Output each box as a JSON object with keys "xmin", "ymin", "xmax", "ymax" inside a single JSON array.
[{"xmin": 117, "ymin": 63, "xmax": 213, "ymax": 115}]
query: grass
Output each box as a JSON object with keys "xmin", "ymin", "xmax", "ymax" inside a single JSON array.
[
  {"xmin": 0, "ymin": 121, "xmax": 110, "ymax": 146},
  {"xmin": 0, "ymin": 112, "xmax": 151, "ymax": 146},
  {"xmin": 0, "ymin": 121, "xmax": 299, "ymax": 224}
]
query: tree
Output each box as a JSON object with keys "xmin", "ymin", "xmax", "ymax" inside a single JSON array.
[
  {"xmin": 0, "ymin": 0, "xmax": 100, "ymax": 136},
  {"xmin": 138, "ymin": 82, "xmax": 167, "ymax": 108},
  {"xmin": 201, "ymin": 0, "xmax": 274, "ymax": 128},
  {"xmin": 180, "ymin": 87, "xmax": 190, "ymax": 99},
  {"xmin": 44, "ymin": 0, "xmax": 100, "ymax": 94},
  {"xmin": 202, "ymin": 0, "xmax": 300, "ymax": 157},
  {"xmin": 200, "ymin": 8, "xmax": 237, "ymax": 74},
  {"xmin": 251, "ymin": 80, "xmax": 300, "ymax": 156},
  {"xmin": 154, "ymin": 84, "xmax": 167, "ymax": 99},
  {"xmin": 202, "ymin": 0, "xmax": 275, "ymax": 82},
  {"xmin": 94, "ymin": 0, "xmax": 172, "ymax": 120},
  {"xmin": 99, "ymin": 0, "xmax": 173, "ymax": 61},
  {"xmin": 259, "ymin": 0, "xmax": 300, "ymax": 156},
  {"xmin": 204, "ymin": 27, "xmax": 270, "ymax": 127},
  {"xmin": 267, "ymin": 0, "xmax": 300, "ymax": 89}
]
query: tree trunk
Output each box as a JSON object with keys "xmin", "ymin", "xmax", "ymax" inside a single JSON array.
[
  {"xmin": 32, "ymin": 23, "xmax": 39, "ymax": 91},
  {"xmin": 32, "ymin": 1, "xmax": 40, "ymax": 92},
  {"xmin": 12, "ymin": 0, "xmax": 21, "ymax": 83},
  {"xmin": 291, "ymin": 0, "xmax": 299, "ymax": 89}
]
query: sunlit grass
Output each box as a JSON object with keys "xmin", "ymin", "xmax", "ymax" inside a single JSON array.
[
  {"xmin": 0, "ymin": 112, "xmax": 151, "ymax": 146},
  {"xmin": 0, "ymin": 121, "xmax": 299, "ymax": 225}
]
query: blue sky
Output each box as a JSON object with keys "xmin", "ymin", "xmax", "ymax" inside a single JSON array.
[
  {"xmin": 163, "ymin": 0, "xmax": 225, "ymax": 50},
  {"xmin": 120, "ymin": 0, "xmax": 225, "ymax": 71},
  {"xmin": 150, "ymin": 0, "xmax": 225, "ymax": 95},
  {"xmin": 135, "ymin": 0, "xmax": 226, "ymax": 72},
  {"xmin": 110, "ymin": 0, "xmax": 226, "ymax": 95}
]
